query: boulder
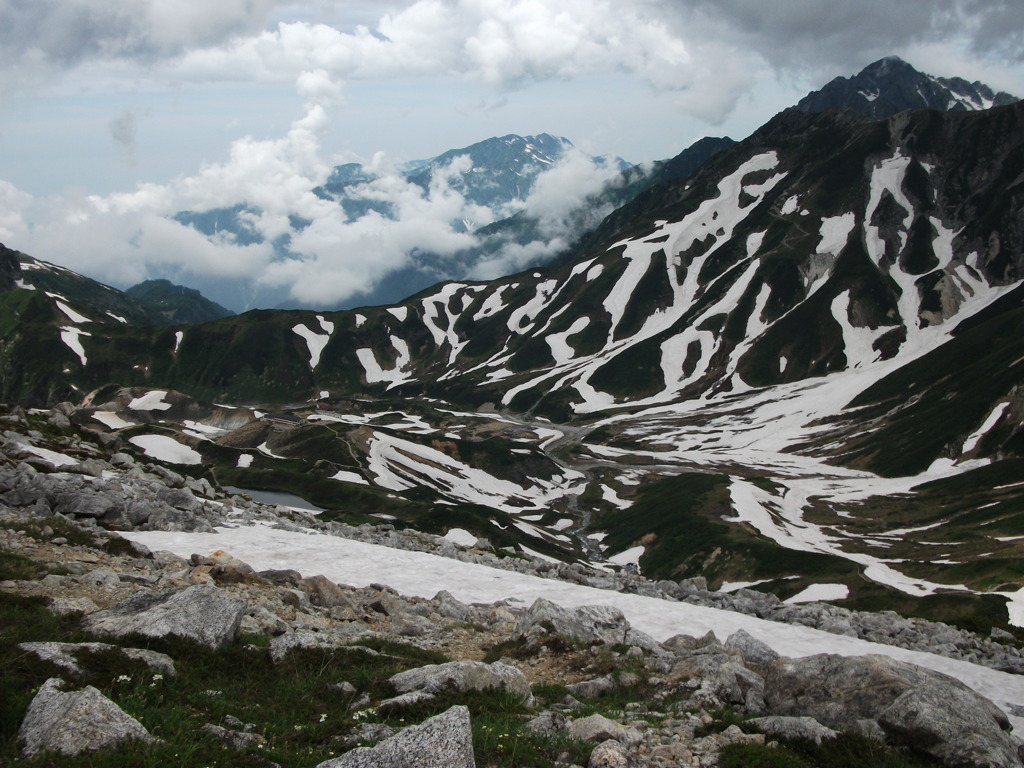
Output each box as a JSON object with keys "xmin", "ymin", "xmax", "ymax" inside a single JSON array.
[
  {"xmin": 268, "ymin": 627, "xmax": 374, "ymax": 663},
  {"xmin": 389, "ymin": 660, "xmax": 531, "ymax": 703},
  {"xmin": 569, "ymin": 714, "xmax": 642, "ymax": 747},
  {"xmin": 302, "ymin": 574, "xmax": 357, "ymax": 611},
  {"xmin": 588, "ymin": 738, "xmax": 632, "ymax": 768},
  {"xmin": 515, "ymin": 598, "xmax": 631, "ymax": 646},
  {"xmin": 316, "ymin": 705, "xmax": 475, "ymax": 768},
  {"xmin": 878, "ymin": 683, "xmax": 1020, "ymax": 768},
  {"xmin": 746, "ymin": 716, "xmax": 838, "ymax": 744},
  {"xmin": 567, "ymin": 675, "xmax": 617, "ymax": 699},
  {"xmin": 766, "ymin": 654, "xmax": 1018, "ymax": 768},
  {"xmin": 201, "ymin": 723, "xmax": 267, "ymax": 750},
  {"xmin": 18, "ymin": 642, "xmax": 176, "ymax": 678},
  {"xmin": 526, "ymin": 710, "xmax": 568, "ymax": 735},
  {"xmin": 82, "ymin": 585, "xmax": 245, "ymax": 649},
  {"xmin": 19, "ymin": 678, "xmax": 155, "ymax": 757},
  {"xmin": 724, "ymin": 629, "xmax": 781, "ymax": 667}
]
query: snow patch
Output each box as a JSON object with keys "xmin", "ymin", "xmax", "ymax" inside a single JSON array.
[
  {"xmin": 128, "ymin": 391, "xmax": 172, "ymax": 411},
  {"xmin": 785, "ymin": 583, "xmax": 850, "ymax": 604},
  {"xmin": 444, "ymin": 528, "xmax": 479, "ymax": 547},
  {"xmin": 129, "ymin": 435, "xmax": 202, "ymax": 465}
]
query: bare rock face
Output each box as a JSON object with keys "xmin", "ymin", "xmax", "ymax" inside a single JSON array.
[
  {"xmin": 82, "ymin": 585, "xmax": 245, "ymax": 649},
  {"xmin": 316, "ymin": 705, "xmax": 475, "ymax": 768},
  {"xmin": 19, "ymin": 678, "xmax": 154, "ymax": 757},
  {"xmin": 766, "ymin": 654, "xmax": 1019, "ymax": 768},
  {"xmin": 389, "ymin": 660, "xmax": 532, "ymax": 703}
]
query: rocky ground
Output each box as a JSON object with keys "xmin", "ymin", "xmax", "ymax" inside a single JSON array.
[{"xmin": 2, "ymin": 404, "xmax": 1024, "ymax": 767}]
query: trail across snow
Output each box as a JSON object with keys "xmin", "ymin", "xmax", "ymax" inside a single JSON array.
[{"xmin": 124, "ymin": 524, "xmax": 1024, "ymax": 727}]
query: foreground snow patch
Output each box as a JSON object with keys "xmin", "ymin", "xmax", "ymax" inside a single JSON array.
[{"xmin": 121, "ymin": 524, "xmax": 1024, "ymax": 726}]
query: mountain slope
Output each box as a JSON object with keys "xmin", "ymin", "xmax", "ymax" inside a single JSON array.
[{"xmin": 4, "ymin": 101, "xmax": 1024, "ymax": 619}]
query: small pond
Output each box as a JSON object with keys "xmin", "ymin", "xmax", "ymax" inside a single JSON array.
[{"xmin": 223, "ymin": 486, "xmax": 325, "ymax": 513}]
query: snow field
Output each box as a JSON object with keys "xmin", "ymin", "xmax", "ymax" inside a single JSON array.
[{"xmin": 121, "ymin": 524, "xmax": 1024, "ymax": 727}]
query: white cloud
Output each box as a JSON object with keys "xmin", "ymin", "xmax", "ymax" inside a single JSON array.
[{"xmin": 519, "ymin": 148, "xmax": 624, "ymax": 236}]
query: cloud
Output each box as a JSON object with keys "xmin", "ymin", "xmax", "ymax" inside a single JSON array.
[
  {"xmin": 519, "ymin": 148, "xmax": 624, "ymax": 236},
  {"xmin": 0, "ymin": 0, "xmax": 282, "ymax": 95},
  {"xmin": 108, "ymin": 109, "xmax": 139, "ymax": 162},
  {"xmin": 684, "ymin": 0, "xmax": 1024, "ymax": 78}
]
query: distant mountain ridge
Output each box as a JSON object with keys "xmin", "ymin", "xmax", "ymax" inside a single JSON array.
[
  {"xmin": 126, "ymin": 279, "xmax": 234, "ymax": 325},
  {"xmin": 795, "ymin": 55, "xmax": 1018, "ymax": 119},
  {"xmin": 3, "ymin": 94, "xmax": 1024, "ymax": 624}
]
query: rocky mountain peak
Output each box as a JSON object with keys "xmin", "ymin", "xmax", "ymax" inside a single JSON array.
[{"xmin": 795, "ymin": 55, "xmax": 1018, "ymax": 119}]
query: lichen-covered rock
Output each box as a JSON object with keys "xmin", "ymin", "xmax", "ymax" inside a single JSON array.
[
  {"xmin": 569, "ymin": 714, "xmax": 642, "ymax": 747},
  {"xmin": 724, "ymin": 629, "xmax": 781, "ymax": 667},
  {"xmin": 515, "ymin": 598, "xmax": 632, "ymax": 646},
  {"xmin": 82, "ymin": 585, "xmax": 244, "ymax": 649},
  {"xmin": 588, "ymin": 738, "xmax": 632, "ymax": 768},
  {"xmin": 18, "ymin": 642, "xmax": 176, "ymax": 678},
  {"xmin": 878, "ymin": 683, "xmax": 1020, "ymax": 768},
  {"xmin": 19, "ymin": 678, "xmax": 154, "ymax": 757},
  {"xmin": 316, "ymin": 705, "xmax": 474, "ymax": 768},
  {"xmin": 389, "ymin": 660, "xmax": 531, "ymax": 702},
  {"xmin": 766, "ymin": 654, "xmax": 1018, "ymax": 768},
  {"xmin": 747, "ymin": 716, "xmax": 838, "ymax": 744}
]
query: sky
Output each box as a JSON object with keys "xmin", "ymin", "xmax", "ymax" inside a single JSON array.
[{"xmin": 1, "ymin": 0, "xmax": 1022, "ymax": 310}]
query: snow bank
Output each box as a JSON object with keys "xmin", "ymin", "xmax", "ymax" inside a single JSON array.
[{"xmin": 121, "ymin": 524, "xmax": 1024, "ymax": 724}]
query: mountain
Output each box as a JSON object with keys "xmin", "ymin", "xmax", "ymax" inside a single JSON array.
[
  {"xmin": 125, "ymin": 279, "xmax": 235, "ymax": 325},
  {"xmin": 4, "ymin": 98, "xmax": 1024, "ymax": 632},
  {"xmin": 795, "ymin": 55, "xmax": 1019, "ymax": 119}
]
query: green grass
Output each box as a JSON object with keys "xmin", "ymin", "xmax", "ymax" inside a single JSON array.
[
  {"xmin": 593, "ymin": 473, "xmax": 856, "ymax": 585},
  {"xmin": 0, "ymin": 588, "xmax": 471, "ymax": 767},
  {"xmin": 720, "ymin": 732, "xmax": 940, "ymax": 768}
]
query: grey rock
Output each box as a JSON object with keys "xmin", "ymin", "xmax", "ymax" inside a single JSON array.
[
  {"xmin": 269, "ymin": 632, "xmax": 341, "ymax": 662},
  {"xmin": 341, "ymin": 723, "xmax": 397, "ymax": 748},
  {"xmin": 567, "ymin": 675, "xmax": 617, "ymax": 699},
  {"xmin": 569, "ymin": 714, "xmax": 642, "ymax": 747},
  {"xmin": 18, "ymin": 642, "xmax": 176, "ymax": 677},
  {"xmin": 19, "ymin": 678, "xmax": 155, "ymax": 757},
  {"xmin": 767, "ymin": 653, "xmax": 1018, "ymax": 767},
  {"xmin": 526, "ymin": 710, "xmax": 568, "ymax": 735},
  {"xmin": 80, "ymin": 566, "xmax": 121, "ymax": 589},
  {"xmin": 392, "ymin": 612, "xmax": 438, "ymax": 637},
  {"xmin": 390, "ymin": 660, "xmax": 531, "ymax": 702},
  {"xmin": 515, "ymin": 598, "xmax": 631, "ymax": 646},
  {"xmin": 747, "ymin": 716, "xmax": 838, "ymax": 744},
  {"xmin": 55, "ymin": 491, "xmax": 117, "ymax": 519},
  {"xmin": 48, "ymin": 596, "xmax": 100, "ymax": 615},
  {"xmin": 376, "ymin": 690, "xmax": 437, "ymax": 713},
  {"xmin": 430, "ymin": 590, "xmax": 471, "ymax": 622},
  {"xmin": 725, "ymin": 629, "xmax": 781, "ymax": 667},
  {"xmin": 317, "ymin": 705, "xmax": 475, "ymax": 768},
  {"xmin": 878, "ymin": 683, "xmax": 1019, "ymax": 768},
  {"xmin": 82, "ymin": 585, "xmax": 244, "ymax": 649},
  {"xmin": 588, "ymin": 739, "xmax": 632, "ymax": 768},
  {"xmin": 201, "ymin": 723, "xmax": 267, "ymax": 750}
]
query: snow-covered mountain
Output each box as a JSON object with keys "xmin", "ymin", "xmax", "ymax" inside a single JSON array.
[
  {"xmin": 795, "ymin": 56, "xmax": 1019, "ymax": 119},
  {"xmin": 5, "ymin": 96, "xmax": 1024, "ymax": 631}
]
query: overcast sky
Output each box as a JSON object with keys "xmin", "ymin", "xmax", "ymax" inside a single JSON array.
[{"xmin": 1, "ymin": 0, "xmax": 1022, "ymax": 308}]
